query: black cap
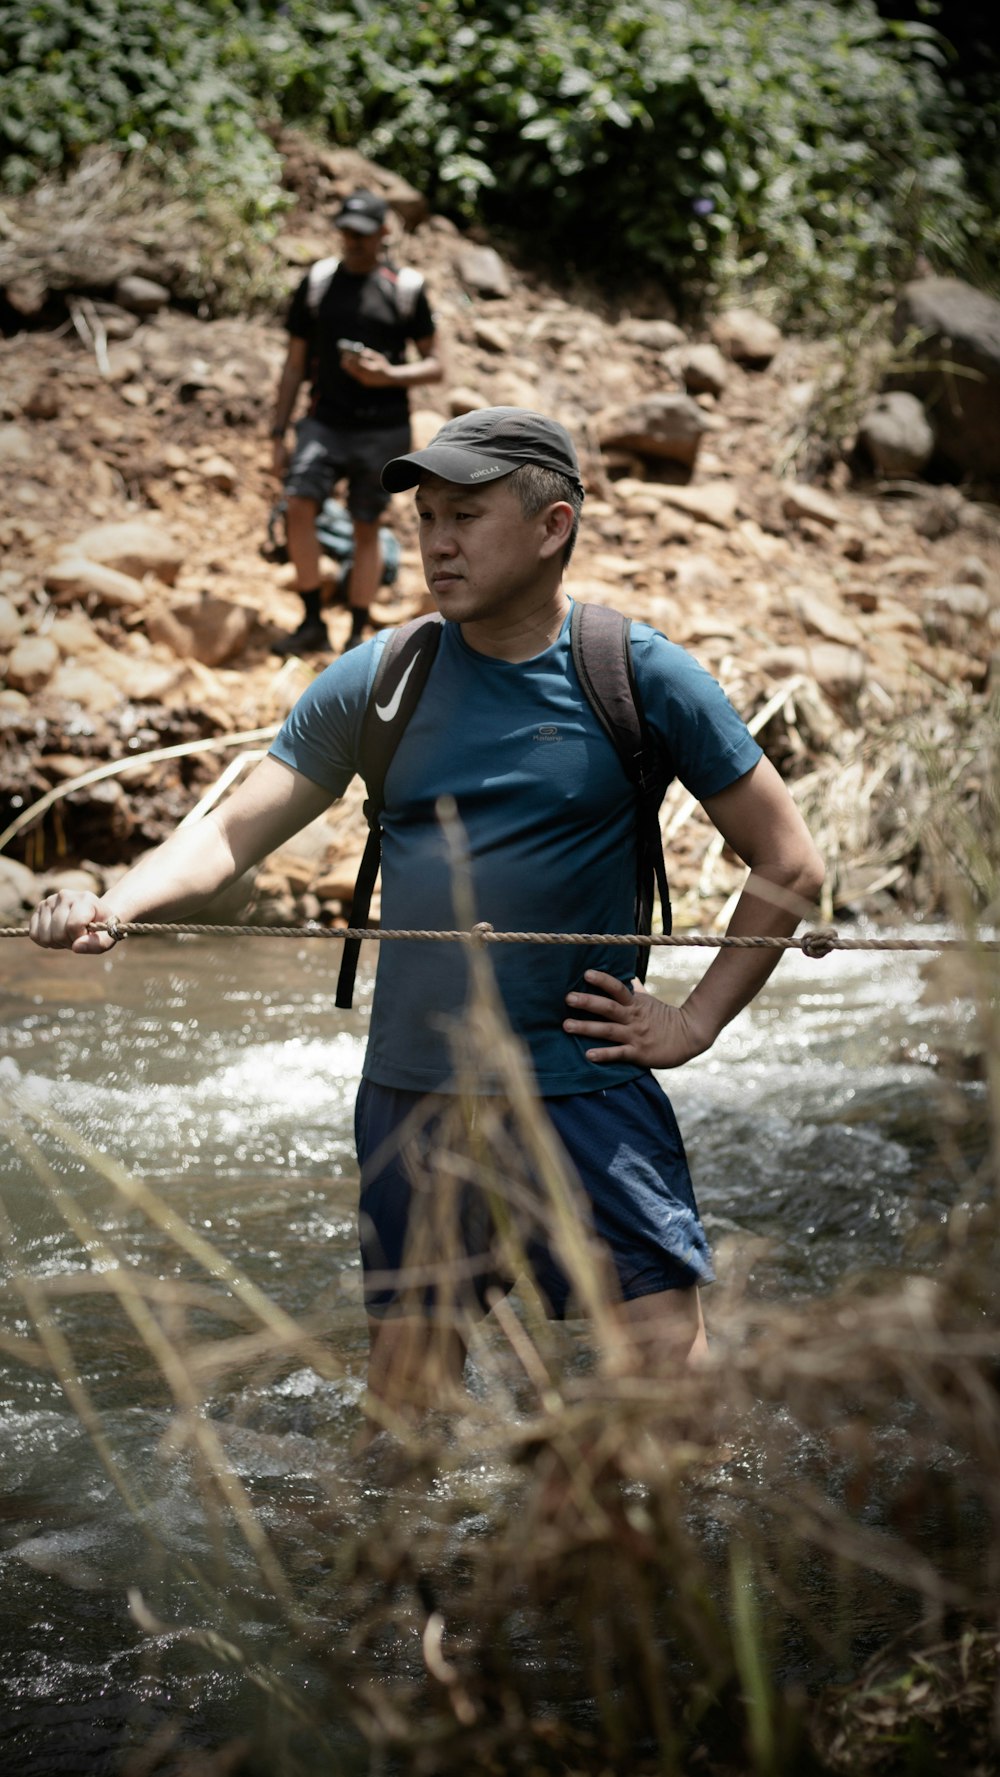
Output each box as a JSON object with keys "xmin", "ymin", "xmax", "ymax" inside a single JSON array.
[
  {"xmin": 334, "ymin": 189, "xmax": 388, "ymax": 235},
  {"xmin": 381, "ymin": 406, "xmax": 584, "ymax": 495}
]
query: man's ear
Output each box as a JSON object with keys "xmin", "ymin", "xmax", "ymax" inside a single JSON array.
[{"xmin": 538, "ymin": 501, "xmax": 574, "ymax": 558}]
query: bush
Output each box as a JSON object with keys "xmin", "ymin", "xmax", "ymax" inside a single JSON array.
[{"xmin": 1, "ymin": 0, "xmax": 994, "ymax": 321}]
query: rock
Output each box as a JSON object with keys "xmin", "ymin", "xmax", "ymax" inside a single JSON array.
[
  {"xmin": 678, "ymin": 343, "xmax": 729, "ymax": 397},
  {"xmin": 114, "ymin": 275, "xmax": 171, "ymax": 314},
  {"xmin": 22, "ymin": 382, "xmax": 61, "ymax": 421},
  {"xmin": 448, "ymin": 386, "xmax": 489, "ymax": 416},
  {"xmin": 913, "ymin": 486, "xmax": 967, "ymax": 540},
  {"xmin": 596, "ymin": 394, "xmax": 710, "ymax": 468},
  {"xmin": 781, "ymin": 483, "xmax": 842, "ymax": 528},
  {"xmin": 711, "ymin": 308, "xmax": 782, "ymax": 366},
  {"xmin": 0, "ymin": 424, "xmax": 35, "ymax": 464},
  {"xmin": 891, "ymin": 277, "xmax": 1000, "ymax": 477},
  {"xmin": 856, "ymin": 391, "xmax": 934, "ymax": 478},
  {"xmin": 6, "ymin": 635, "xmax": 58, "ymax": 693},
  {"xmin": 671, "ymin": 554, "xmax": 730, "ymax": 596},
  {"xmin": 409, "ymin": 408, "xmax": 449, "ymax": 449},
  {"xmin": 788, "ymin": 588, "xmax": 864, "ymax": 648},
  {"xmin": 150, "ymin": 595, "xmax": 253, "ymax": 667},
  {"xmin": 68, "ymin": 520, "xmax": 184, "ymax": 585},
  {"xmin": 47, "ymin": 662, "xmax": 121, "ymax": 713},
  {"xmin": 923, "ymin": 583, "xmax": 991, "ymax": 623},
  {"xmin": 473, "ymin": 318, "xmax": 511, "ymax": 354},
  {"xmin": 0, "ymin": 689, "xmax": 30, "ymax": 717},
  {"xmin": 656, "ymin": 481, "xmax": 739, "ymax": 527},
  {"xmin": 0, "ymin": 855, "xmax": 38, "ymax": 910},
  {"xmin": 3, "ymin": 273, "xmax": 48, "ymax": 318},
  {"xmin": 197, "ymin": 454, "xmax": 239, "ymax": 493},
  {"xmin": 956, "ymin": 555, "xmax": 989, "ymax": 587},
  {"xmin": 617, "ymin": 319, "xmax": 687, "ymax": 350},
  {"xmin": 37, "ymin": 866, "xmax": 103, "ymax": 898},
  {"xmin": 760, "ymin": 642, "xmax": 865, "ymax": 700},
  {"xmin": 455, "ymin": 245, "xmax": 511, "ymax": 299},
  {"xmin": 0, "ymin": 595, "xmax": 23, "ymax": 646},
  {"xmin": 45, "ymin": 556, "xmax": 148, "ymax": 608}
]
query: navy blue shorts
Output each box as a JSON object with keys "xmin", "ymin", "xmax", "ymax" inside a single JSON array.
[
  {"xmin": 355, "ymin": 1074, "xmax": 714, "ymax": 1320},
  {"xmin": 285, "ymin": 417, "xmax": 411, "ymax": 521}
]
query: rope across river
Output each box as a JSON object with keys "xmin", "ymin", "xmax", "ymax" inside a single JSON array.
[{"xmin": 2, "ymin": 919, "xmax": 998, "ymax": 956}]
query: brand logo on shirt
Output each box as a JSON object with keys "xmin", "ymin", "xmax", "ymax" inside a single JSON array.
[
  {"xmin": 533, "ymin": 725, "xmax": 560, "ymax": 741},
  {"xmin": 375, "ymin": 653, "xmax": 419, "ymax": 722}
]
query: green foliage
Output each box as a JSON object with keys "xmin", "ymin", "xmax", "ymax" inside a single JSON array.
[
  {"xmin": 0, "ymin": 0, "xmax": 285, "ymax": 224},
  {"xmin": 1, "ymin": 0, "xmax": 994, "ymax": 321}
]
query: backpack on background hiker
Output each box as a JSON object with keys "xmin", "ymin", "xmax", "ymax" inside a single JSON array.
[
  {"xmin": 264, "ymin": 497, "xmax": 401, "ymax": 597},
  {"xmin": 335, "ymin": 602, "xmax": 672, "ymax": 1009}
]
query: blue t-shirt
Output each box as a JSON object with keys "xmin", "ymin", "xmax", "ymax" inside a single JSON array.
[{"xmin": 269, "ymin": 606, "xmax": 762, "ymax": 1093}]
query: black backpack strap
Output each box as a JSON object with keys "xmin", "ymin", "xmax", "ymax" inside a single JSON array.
[
  {"xmin": 335, "ymin": 615, "xmax": 444, "ymax": 1009},
  {"xmin": 570, "ymin": 601, "xmax": 671, "ymax": 980}
]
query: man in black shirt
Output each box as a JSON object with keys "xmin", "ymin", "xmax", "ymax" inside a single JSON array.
[{"xmin": 270, "ymin": 190, "xmax": 443, "ymax": 654}]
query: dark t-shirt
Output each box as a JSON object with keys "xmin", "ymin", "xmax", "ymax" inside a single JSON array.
[{"xmin": 286, "ymin": 261, "xmax": 435, "ymax": 429}]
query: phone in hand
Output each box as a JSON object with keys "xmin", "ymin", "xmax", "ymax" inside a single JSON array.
[{"xmin": 337, "ymin": 339, "xmax": 366, "ymax": 356}]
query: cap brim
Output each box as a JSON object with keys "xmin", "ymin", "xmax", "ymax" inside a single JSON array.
[
  {"xmin": 335, "ymin": 215, "xmax": 381, "ymax": 235},
  {"xmin": 381, "ymin": 444, "xmax": 516, "ymax": 493}
]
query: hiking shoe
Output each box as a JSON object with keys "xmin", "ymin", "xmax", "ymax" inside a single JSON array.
[{"xmin": 271, "ymin": 617, "xmax": 330, "ymax": 656}]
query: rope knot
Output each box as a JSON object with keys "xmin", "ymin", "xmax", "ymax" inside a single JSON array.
[
  {"xmin": 470, "ymin": 921, "xmax": 495, "ymax": 945},
  {"xmin": 801, "ymin": 926, "xmax": 838, "ymax": 960}
]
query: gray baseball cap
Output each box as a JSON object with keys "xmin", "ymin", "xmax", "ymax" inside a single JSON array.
[{"xmin": 382, "ymin": 406, "xmax": 584, "ymax": 495}]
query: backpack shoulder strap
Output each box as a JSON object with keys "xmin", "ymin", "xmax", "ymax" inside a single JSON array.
[
  {"xmin": 306, "ymin": 255, "xmax": 340, "ymax": 317},
  {"xmin": 375, "ymin": 264, "xmax": 425, "ymax": 323},
  {"xmin": 335, "ymin": 615, "xmax": 444, "ymax": 1009},
  {"xmin": 570, "ymin": 601, "xmax": 672, "ymax": 978}
]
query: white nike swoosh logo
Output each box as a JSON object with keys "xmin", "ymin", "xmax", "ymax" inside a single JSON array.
[{"xmin": 374, "ymin": 652, "xmax": 419, "ymax": 722}]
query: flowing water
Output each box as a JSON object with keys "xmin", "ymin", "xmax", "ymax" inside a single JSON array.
[{"xmin": 0, "ymin": 932, "xmax": 988, "ymax": 1773}]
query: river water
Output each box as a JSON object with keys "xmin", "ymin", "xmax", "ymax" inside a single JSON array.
[{"xmin": 0, "ymin": 932, "xmax": 989, "ymax": 1772}]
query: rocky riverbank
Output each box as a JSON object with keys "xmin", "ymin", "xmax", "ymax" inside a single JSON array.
[{"xmin": 2, "ymin": 143, "xmax": 998, "ymax": 934}]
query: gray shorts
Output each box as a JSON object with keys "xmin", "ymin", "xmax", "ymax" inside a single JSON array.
[{"xmin": 285, "ymin": 417, "xmax": 411, "ymax": 522}]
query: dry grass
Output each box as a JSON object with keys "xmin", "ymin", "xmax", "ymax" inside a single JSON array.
[{"xmin": 1, "ymin": 805, "xmax": 999, "ymax": 1774}]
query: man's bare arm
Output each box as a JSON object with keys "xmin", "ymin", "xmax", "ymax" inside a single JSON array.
[
  {"xmin": 30, "ymin": 759, "xmax": 334, "ymax": 953},
  {"xmin": 270, "ymin": 336, "xmax": 309, "ymax": 477},
  {"xmin": 343, "ymin": 333, "xmax": 444, "ymax": 390},
  {"xmin": 564, "ymin": 757, "xmax": 825, "ymax": 1069}
]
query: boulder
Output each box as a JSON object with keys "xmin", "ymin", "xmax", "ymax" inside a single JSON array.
[
  {"xmin": 0, "ymin": 424, "xmax": 35, "ymax": 464},
  {"xmin": 114, "ymin": 275, "xmax": 171, "ymax": 314},
  {"xmin": 781, "ymin": 483, "xmax": 842, "ymax": 528},
  {"xmin": 0, "ymin": 595, "xmax": 23, "ymax": 646},
  {"xmin": 760, "ymin": 642, "xmax": 865, "ymax": 700},
  {"xmin": 23, "ymin": 381, "xmax": 61, "ymax": 421},
  {"xmin": 891, "ymin": 277, "xmax": 1000, "ymax": 477},
  {"xmin": 856, "ymin": 391, "xmax": 934, "ymax": 478},
  {"xmin": 197, "ymin": 455, "xmax": 239, "ymax": 493},
  {"xmin": 148, "ymin": 595, "xmax": 253, "ymax": 667},
  {"xmin": 448, "ymin": 386, "xmax": 489, "ymax": 416},
  {"xmin": 473, "ymin": 318, "xmax": 511, "ymax": 354},
  {"xmin": 711, "ymin": 308, "xmax": 782, "ymax": 366},
  {"xmin": 409, "ymin": 408, "xmax": 449, "ymax": 449},
  {"xmin": 6, "ymin": 635, "xmax": 58, "ymax": 693},
  {"xmin": 596, "ymin": 394, "xmax": 710, "ymax": 469},
  {"xmin": 47, "ymin": 662, "xmax": 121, "ymax": 713},
  {"xmin": 67, "ymin": 520, "xmax": 184, "ymax": 585},
  {"xmin": 455, "ymin": 245, "xmax": 511, "ymax": 299},
  {"xmin": 617, "ymin": 319, "xmax": 687, "ymax": 350},
  {"xmin": 656, "ymin": 481, "xmax": 739, "ymax": 527},
  {"xmin": 45, "ymin": 556, "xmax": 148, "ymax": 608},
  {"xmin": 788, "ymin": 588, "xmax": 864, "ymax": 648},
  {"xmin": 678, "ymin": 343, "xmax": 729, "ymax": 397}
]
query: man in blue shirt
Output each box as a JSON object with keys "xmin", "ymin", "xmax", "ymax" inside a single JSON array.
[{"xmin": 30, "ymin": 408, "xmax": 824, "ymax": 1411}]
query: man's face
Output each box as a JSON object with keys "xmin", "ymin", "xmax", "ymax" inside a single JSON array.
[
  {"xmin": 415, "ymin": 473, "xmax": 560, "ymax": 629},
  {"xmin": 337, "ymin": 223, "xmax": 384, "ymax": 271}
]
